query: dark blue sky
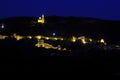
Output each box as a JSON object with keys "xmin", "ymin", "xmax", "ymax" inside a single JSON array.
[{"xmin": 1, "ymin": 0, "xmax": 120, "ymax": 20}]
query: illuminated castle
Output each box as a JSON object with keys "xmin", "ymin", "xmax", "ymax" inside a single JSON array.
[{"xmin": 38, "ymin": 14, "xmax": 45, "ymax": 24}]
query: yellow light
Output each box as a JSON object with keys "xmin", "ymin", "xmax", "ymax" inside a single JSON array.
[
  {"xmin": 81, "ymin": 38, "xmax": 87, "ymax": 44},
  {"xmin": 0, "ymin": 35, "xmax": 8, "ymax": 39},
  {"xmin": 35, "ymin": 40, "xmax": 68, "ymax": 51},
  {"xmin": 44, "ymin": 44, "xmax": 53, "ymax": 49},
  {"xmin": 35, "ymin": 40, "xmax": 45, "ymax": 47},
  {"xmin": 42, "ymin": 44, "xmax": 45, "ymax": 47},
  {"xmin": 27, "ymin": 36, "xmax": 32, "ymax": 39},
  {"xmin": 35, "ymin": 36, "xmax": 41, "ymax": 40},
  {"xmin": 45, "ymin": 37, "xmax": 49, "ymax": 40},
  {"xmin": 78, "ymin": 36, "xmax": 85, "ymax": 40},
  {"xmin": 14, "ymin": 35, "xmax": 23, "ymax": 41},
  {"xmin": 12, "ymin": 33, "xmax": 23, "ymax": 40},
  {"xmin": 35, "ymin": 43, "xmax": 45, "ymax": 48},
  {"xmin": 16, "ymin": 36, "xmax": 23, "ymax": 40},
  {"xmin": 89, "ymin": 38, "xmax": 93, "ymax": 42},
  {"xmin": 71, "ymin": 36, "xmax": 77, "ymax": 42},
  {"xmin": 13, "ymin": 33, "xmax": 16, "ymax": 38},
  {"xmin": 52, "ymin": 37, "xmax": 58, "ymax": 40},
  {"xmin": 100, "ymin": 39, "xmax": 107, "ymax": 45},
  {"xmin": 57, "ymin": 45, "xmax": 61, "ymax": 50},
  {"xmin": 38, "ymin": 19, "xmax": 44, "ymax": 24},
  {"xmin": 100, "ymin": 39, "xmax": 105, "ymax": 43},
  {"xmin": 58, "ymin": 48, "xmax": 61, "ymax": 50},
  {"xmin": 38, "ymin": 14, "xmax": 45, "ymax": 24},
  {"xmin": 63, "ymin": 48, "xmax": 67, "ymax": 51},
  {"xmin": 35, "ymin": 44, "xmax": 40, "ymax": 47},
  {"xmin": 59, "ymin": 38, "xmax": 64, "ymax": 41},
  {"xmin": 44, "ymin": 46, "xmax": 51, "ymax": 49}
]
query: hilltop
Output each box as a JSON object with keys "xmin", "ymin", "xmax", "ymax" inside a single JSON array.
[{"xmin": 0, "ymin": 16, "xmax": 119, "ymax": 44}]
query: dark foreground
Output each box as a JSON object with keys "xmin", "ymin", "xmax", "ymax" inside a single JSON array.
[{"xmin": 0, "ymin": 39, "xmax": 120, "ymax": 77}]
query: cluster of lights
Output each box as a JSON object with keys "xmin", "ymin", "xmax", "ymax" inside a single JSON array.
[
  {"xmin": 0, "ymin": 33, "xmax": 116, "ymax": 51},
  {"xmin": 0, "ymin": 33, "xmax": 106, "ymax": 45},
  {"xmin": 34, "ymin": 35, "xmax": 64, "ymax": 41},
  {"xmin": 0, "ymin": 33, "xmax": 69, "ymax": 51},
  {"xmin": 35, "ymin": 40, "xmax": 69, "ymax": 51},
  {"xmin": 71, "ymin": 36, "xmax": 92, "ymax": 44},
  {"xmin": 0, "ymin": 15, "xmax": 119, "ymax": 51},
  {"xmin": 0, "ymin": 33, "xmax": 63, "ymax": 41}
]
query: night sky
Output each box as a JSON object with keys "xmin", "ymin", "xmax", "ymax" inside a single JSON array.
[{"xmin": 1, "ymin": 0, "xmax": 120, "ymax": 20}]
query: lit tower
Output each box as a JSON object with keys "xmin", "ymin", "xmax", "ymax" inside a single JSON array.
[{"xmin": 38, "ymin": 14, "xmax": 45, "ymax": 24}]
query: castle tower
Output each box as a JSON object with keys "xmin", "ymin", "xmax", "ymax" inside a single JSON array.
[{"xmin": 38, "ymin": 14, "xmax": 45, "ymax": 24}]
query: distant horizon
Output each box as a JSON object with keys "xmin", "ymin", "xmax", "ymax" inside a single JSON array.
[{"xmin": 1, "ymin": 15, "xmax": 120, "ymax": 21}]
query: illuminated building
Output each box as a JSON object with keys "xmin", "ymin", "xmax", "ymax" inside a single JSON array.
[
  {"xmin": 38, "ymin": 14, "xmax": 45, "ymax": 24},
  {"xmin": 35, "ymin": 39, "xmax": 69, "ymax": 51},
  {"xmin": 35, "ymin": 40, "xmax": 54, "ymax": 49},
  {"xmin": 35, "ymin": 40, "xmax": 45, "ymax": 47}
]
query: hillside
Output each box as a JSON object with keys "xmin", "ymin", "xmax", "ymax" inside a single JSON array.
[
  {"xmin": 0, "ymin": 16, "xmax": 120, "ymax": 44},
  {"xmin": 0, "ymin": 16, "xmax": 120, "ymax": 74}
]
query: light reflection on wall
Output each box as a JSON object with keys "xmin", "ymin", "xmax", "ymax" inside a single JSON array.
[{"xmin": 35, "ymin": 39, "xmax": 69, "ymax": 51}]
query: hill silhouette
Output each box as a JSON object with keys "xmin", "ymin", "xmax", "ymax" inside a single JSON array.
[
  {"xmin": 0, "ymin": 16, "xmax": 120, "ymax": 74},
  {"xmin": 0, "ymin": 16, "xmax": 119, "ymax": 44}
]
